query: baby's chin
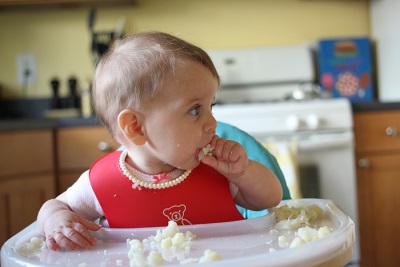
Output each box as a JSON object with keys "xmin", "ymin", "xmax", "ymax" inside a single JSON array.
[
  {"xmin": 189, "ymin": 159, "xmax": 203, "ymax": 169},
  {"xmin": 174, "ymin": 158, "xmax": 201, "ymax": 171}
]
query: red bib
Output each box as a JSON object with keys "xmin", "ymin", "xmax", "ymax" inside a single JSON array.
[{"xmin": 89, "ymin": 151, "xmax": 244, "ymax": 228}]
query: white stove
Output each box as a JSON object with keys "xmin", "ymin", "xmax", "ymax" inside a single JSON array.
[
  {"xmin": 208, "ymin": 44, "xmax": 316, "ymax": 103},
  {"xmin": 208, "ymin": 45, "xmax": 359, "ymax": 266},
  {"xmin": 212, "ymin": 98, "xmax": 352, "ymax": 137}
]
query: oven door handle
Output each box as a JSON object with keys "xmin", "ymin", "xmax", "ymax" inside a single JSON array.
[{"xmin": 298, "ymin": 131, "xmax": 353, "ymax": 152}]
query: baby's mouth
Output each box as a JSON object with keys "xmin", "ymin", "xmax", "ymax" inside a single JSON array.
[{"xmin": 198, "ymin": 144, "xmax": 214, "ymax": 161}]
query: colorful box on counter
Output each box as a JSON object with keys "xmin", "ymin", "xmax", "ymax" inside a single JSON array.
[{"xmin": 318, "ymin": 37, "xmax": 374, "ymax": 102}]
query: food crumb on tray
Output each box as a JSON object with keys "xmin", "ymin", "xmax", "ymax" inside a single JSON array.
[
  {"xmin": 127, "ymin": 220, "xmax": 221, "ymax": 266},
  {"xmin": 269, "ymin": 200, "xmax": 333, "ymax": 249}
]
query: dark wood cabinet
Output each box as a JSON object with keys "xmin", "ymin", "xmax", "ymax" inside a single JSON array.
[
  {"xmin": 0, "ymin": 130, "xmax": 56, "ymax": 247},
  {"xmin": 56, "ymin": 125, "xmax": 119, "ymax": 193},
  {"xmin": 354, "ymin": 110, "xmax": 400, "ymax": 267}
]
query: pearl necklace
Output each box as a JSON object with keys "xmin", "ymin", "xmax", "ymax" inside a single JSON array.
[{"xmin": 119, "ymin": 150, "xmax": 192, "ymax": 190}]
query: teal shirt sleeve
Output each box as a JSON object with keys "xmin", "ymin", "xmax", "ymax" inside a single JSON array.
[{"xmin": 216, "ymin": 121, "xmax": 291, "ymax": 219}]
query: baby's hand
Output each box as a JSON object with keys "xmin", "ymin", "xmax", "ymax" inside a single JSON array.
[
  {"xmin": 43, "ymin": 209, "xmax": 101, "ymax": 251},
  {"xmin": 201, "ymin": 135, "xmax": 249, "ymax": 181}
]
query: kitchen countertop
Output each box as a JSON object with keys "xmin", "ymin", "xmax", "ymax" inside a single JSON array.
[
  {"xmin": 1, "ymin": 100, "xmax": 400, "ymax": 132},
  {"xmin": 0, "ymin": 98, "xmax": 104, "ymax": 131},
  {"xmin": 0, "ymin": 117, "xmax": 102, "ymax": 132},
  {"xmin": 352, "ymin": 101, "xmax": 400, "ymax": 112}
]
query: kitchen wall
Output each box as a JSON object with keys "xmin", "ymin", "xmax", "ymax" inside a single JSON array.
[
  {"xmin": 0, "ymin": 0, "xmax": 370, "ymax": 99},
  {"xmin": 369, "ymin": 0, "xmax": 400, "ymax": 102}
]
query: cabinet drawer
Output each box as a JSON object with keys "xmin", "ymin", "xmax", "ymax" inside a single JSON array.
[
  {"xmin": 354, "ymin": 111, "xmax": 400, "ymax": 153},
  {"xmin": 0, "ymin": 130, "xmax": 53, "ymax": 178},
  {"xmin": 57, "ymin": 126, "xmax": 120, "ymax": 170}
]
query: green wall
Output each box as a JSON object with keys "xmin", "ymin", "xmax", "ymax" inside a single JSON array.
[{"xmin": 0, "ymin": 0, "xmax": 370, "ymax": 99}]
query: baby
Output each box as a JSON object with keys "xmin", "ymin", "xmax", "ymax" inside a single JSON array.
[{"xmin": 37, "ymin": 31, "xmax": 283, "ymax": 251}]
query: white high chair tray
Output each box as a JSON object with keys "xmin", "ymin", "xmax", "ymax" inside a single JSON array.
[{"xmin": 1, "ymin": 199, "xmax": 355, "ymax": 267}]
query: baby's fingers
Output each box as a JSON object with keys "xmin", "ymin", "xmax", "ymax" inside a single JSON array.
[
  {"xmin": 47, "ymin": 225, "xmax": 96, "ymax": 251},
  {"xmin": 214, "ymin": 138, "xmax": 240, "ymax": 161},
  {"xmin": 201, "ymin": 154, "xmax": 219, "ymax": 168},
  {"xmin": 45, "ymin": 236, "xmax": 61, "ymax": 251},
  {"xmin": 66, "ymin": 224, "xmax": 98, "ymax": 249},
  {"xmin": 79, "ymin": 217, "xmax": 102, "ymax": 232},
  {"xmin": 74, "ymin": 219, "xmax": 101, "ymax": 247},
  {"xmin": 51, "ymin": 231, "xmax": 81, "ymax": 251}
]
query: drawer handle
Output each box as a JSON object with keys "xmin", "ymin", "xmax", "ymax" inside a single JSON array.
[
  {"xmin": 386, "ymin": 126, "xmax": 398, "ymax": 136},
  {"xmin": 358, "ymin": 158, "xmax": 370, "ymax": 169},
  {"xmin": 98, "ymin": 141, "xmax": 111, "ymax": 152}
]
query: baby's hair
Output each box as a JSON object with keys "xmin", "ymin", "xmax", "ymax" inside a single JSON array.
[{"xmin": 92, "ymin": 31, "xmax": 220, "ymax": 137}]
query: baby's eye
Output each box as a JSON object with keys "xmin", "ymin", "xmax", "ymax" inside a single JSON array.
[{"xmin": 189, "ymin": 105, "xmax": 201, "ymax": 116}]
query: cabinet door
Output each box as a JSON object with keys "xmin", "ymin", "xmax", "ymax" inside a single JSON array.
[
  {"xmin": 56, "ymin": 126, "xmax": 119, "ymax": 193},
  {"xmin": 0, "ymin": 173, "xmax": 55, "ymax": 246},
  {"xmin": 0, "ymin": 129, "xmax": 55, "ymax": 246},
  {"xmin": 356, "ymin": 153, "xmax": 400, "ymax": 267},
  {"xmin": 58, "ymin": 171, "xmax": 82, "ymax": 193}
]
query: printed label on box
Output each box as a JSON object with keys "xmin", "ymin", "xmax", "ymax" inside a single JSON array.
[{"xmin": 318, "ymin": 37, "xmax": 374, "ymax": 102}]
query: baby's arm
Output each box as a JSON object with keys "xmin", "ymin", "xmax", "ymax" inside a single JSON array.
[
  {"xmin": 37, "ymin": 192, "xmax": 101, "ymax": 251},
  {"xmin": 201, "ymin": 135, "xmax": 283, "ymax": 210}
]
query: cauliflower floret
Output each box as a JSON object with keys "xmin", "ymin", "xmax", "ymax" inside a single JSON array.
[
  {"xmin": 129, "ymin": 252, "xmax": 146, "ymax": 267},
  {"xmin": 278, "ymin": 235, "xmax": 289, "ymax": 248},
  {"xmin": 146, "ymin": 251, "xmax": 163, "ymax": 265},
  {"xmin": 271, "ymin": 200, "xmax": 333, "ymax": 249},
  {"xmin": 198, "ymin": 144, "xmax": 213, "ymax": 160},
  {"xmin": 17, "ymin": 236, "xmax": 46, "ymax": 258},
  {"xmin": 128, "ymin": 239, "xmax": 144, "ymax": 253},
  {"xmin": 172, "ymin": 232, "xmax": 186, "ymax": 248},
  {"xmin": 199, "ymin": 249, "xmax": 222, "ymax": 263},
  {"xmin": 318, "ymin": 226, "xmax": 333, "ymax": 239},
  {"xmin": 127, "ymin": 221, "xmax": 203, "ymax": 265},
  {"xmin": 153, "ymin": 230, "xmax": 165, "ymax": 243},
  {"xmin": 160, "ymin": 237, "xmax": 173, "ymax": 250},
  {"xmin": 162, "ymin": 221, "xmax": 180, "ymax": 238},
  {"xmin": 30, "ymin": 237, "xmax": 44, "ymax": 248},
  {"xmin": 297, "ymin": 226, "xmax": 318, "ymax": 242},
  {"xmin": 289, "ymin": 237, "xmax": 305, "ymax": 248},
  {"xmin": 185, "ymin": 231, "xmax": 196, "ymax": 240},
  {"xmin": 273, "ymin": 201, "xmax": 324, "ymax": 230}
]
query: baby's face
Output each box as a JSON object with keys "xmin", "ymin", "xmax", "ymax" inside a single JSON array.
[{"xmin": 142, "ymin": 60, "xmax": 218, "ymax": 171}]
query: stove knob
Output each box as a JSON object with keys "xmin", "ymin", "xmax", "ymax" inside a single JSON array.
[
  {"xmin": 286, "ymin": 115, "xmax": 300, "ymax": 131},
  {"xmin": 306, "ymin": 114, "xmax": 320, "ymax": 130}
]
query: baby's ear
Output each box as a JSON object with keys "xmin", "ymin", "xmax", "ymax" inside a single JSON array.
[{"xmin": 118, "ymin": 109, "xmax": 146, "ymax": 145}]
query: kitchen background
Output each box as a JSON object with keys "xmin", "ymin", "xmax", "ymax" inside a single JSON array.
[
  {"xmin": 1, "ymin": 0, "xmax": 400, "ymax": 267},
  {"xmin": 0, "ymin": 0, "xmax": 371, "ymax": 100}
]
